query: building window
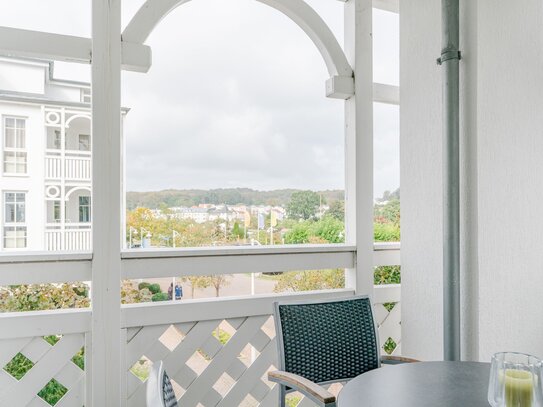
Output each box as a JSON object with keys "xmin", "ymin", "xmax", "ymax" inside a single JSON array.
[
  {"xmin": 53, "ymin": 201, "xmax": 61, "ymax": 222},
  {"xmin": 79, "ymin": 134, "xmax": 90, "ymax": 151},
  {"xmin": 79, "ymin": 196, "xmax": 91, "ymax": 223},
  {"xmin": 4, "ymin": 192, "xmax": 26, "ymax": 248},
  {"xmin": 81, "ymin": 88, "xmax": 91, "ymax": 104},
  {"xmin": 3, "ymin": 117, "xmax": 27, "ymax": 174}
]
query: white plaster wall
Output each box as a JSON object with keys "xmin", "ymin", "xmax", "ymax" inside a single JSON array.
[
  {"xmin": 0, "ymin": 102, "xmax": 45, "ymax": 251},
  {"xmin": 0, "ymin": 60, "xmax": 45, "ymax": 95},
  {"xmin": 476, "ymin": 0, "xmax": 543, "ymax": 361},
  {"xmin": 401, "ymin": 0, "xmax": 543, "ymax": 361},
  {"xmin": 400, "ymin": 0, "xmax": 443, "ymax": 360}
]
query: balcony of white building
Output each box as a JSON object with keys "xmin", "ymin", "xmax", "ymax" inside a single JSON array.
[{"xmin": 0, "ymin": 0, "xmax": 542, "ymax": 407}]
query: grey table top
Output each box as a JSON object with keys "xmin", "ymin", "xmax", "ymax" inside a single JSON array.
[{"xmin": 338, "ymin": 361, "xmax": 491, "ymax": 407}]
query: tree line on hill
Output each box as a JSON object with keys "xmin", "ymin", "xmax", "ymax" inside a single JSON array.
[{"xmin": 126, "ymin": 188, "xmax": 344, "ymax": 210}]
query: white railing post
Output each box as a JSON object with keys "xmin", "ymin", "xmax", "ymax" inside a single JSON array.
[
  {"xmin": 344, "ymin": 0, "xmax": 374, "ymax": 295},
  {"xmin": 91, "ymin": 0, "xmax": 122, "ymax": 405}
]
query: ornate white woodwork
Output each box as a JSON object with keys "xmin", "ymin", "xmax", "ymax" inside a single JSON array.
[
  {"xmin": 0, "ymin": 26, "xmax": 151, "ymax": 72},
  {"xmin": 122, "ymin": 0, "xmax": 354, "ymax": 98}
]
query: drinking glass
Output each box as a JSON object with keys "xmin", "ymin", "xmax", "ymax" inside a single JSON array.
[{"xmin": 488, "ymin": 352, "xmax": 543, "ymax": 407}]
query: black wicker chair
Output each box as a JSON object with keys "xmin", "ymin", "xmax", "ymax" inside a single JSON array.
[
  {"xmin": 268, "ymin": 296, "xmax": 418, "ymax": 407},
  {"xmin": 146, "ymin": 360, "xmax": 178, "ymax": 407}
]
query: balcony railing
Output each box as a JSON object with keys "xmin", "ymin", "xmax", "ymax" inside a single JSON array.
[
  {"xmin": 45, "ymin": 150, "xmax": 91, "ymax": 182},
  {"xmin": 45, "ymin": 224, "xmax": 92, "ymax": 251},
  {"xmin": 0, "ymin": 244, "xmax": 401, "ymax": 406}
]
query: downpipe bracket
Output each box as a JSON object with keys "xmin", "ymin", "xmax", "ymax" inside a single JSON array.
[{"xmin": 436, "ymin": 50, "xmax": 462, "ymax": 65}]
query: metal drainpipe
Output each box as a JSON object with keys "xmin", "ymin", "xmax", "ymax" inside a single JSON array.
[{"xmin": 438, "ymin": 0, "xmax": 461, "ymax": 361}]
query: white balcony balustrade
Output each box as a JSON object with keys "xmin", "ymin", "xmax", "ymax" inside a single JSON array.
[
  {"xmin": 0, "ymin": 244, "xmax": 401, "ymax": 407},
  {"xmin": 45, "ymin": 150, "xmax": 92, "ymax": 182},
  {"xmin": 45, "ymin": 224, "xmax": 92, "ymax": 252}
]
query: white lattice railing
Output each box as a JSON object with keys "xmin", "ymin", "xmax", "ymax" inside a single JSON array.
[
  {"xmin": 0, "ymin": 310, "xmax": 90, "ymax": 407},
  {"xmin": 121, "ymin": 286, "xmax": 401, "ymax": 407},
  {"xmin": 0, "ymin": 285, "xmax": 400, "ymax": 407}
]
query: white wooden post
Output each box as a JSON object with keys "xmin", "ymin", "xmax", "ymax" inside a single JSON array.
[
  {"xmin": 91, "ymin": 0, "xmax": 122, "ymax": 405},
  {"xmin": 344, "ymin": 0, "xmax": 374, "ymax": 295}
]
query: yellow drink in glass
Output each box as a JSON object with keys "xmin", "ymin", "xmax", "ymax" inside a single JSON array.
[{"xmin": 505, "ymin": 369, "xmax": 534, "ymax": 407}]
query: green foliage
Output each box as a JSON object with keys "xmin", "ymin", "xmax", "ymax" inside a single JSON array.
[
  {"xmin": 374, "ymin": 266, "xmax": 401, "ymax": 285},
  {"xmin": 43, "ymin": 335, "xmax": 60, "ymax": 346},
  {"xmin": 286, "ymin": 394, "xmax": 302, "ymax": 407},
  {"xmin": 0, "ymin": 283, "xmax": 90, "ymax": 312},
  {"xmin": 138, "ymin": 282, "xmax": 151, "ymax": 291},
  {"xmin": 231, "ymin": 222, "xmax": 244, "ymax": 239},
  {"xmin": 147, "ymin": 283, "xmax": 161, "ymax": 294},
  {"xmin": 374, "ymin": 222, "xmax": 400, "ymax": 242},
  {"xmin": 213, "ymin": 329, "xmax": 231, "ymax": 345},
  {"xmin": 121, "ymin": 280, "xmax": 152, "ymax": 304},
  {"xmin": 38, "ymin": 379, "xmax": 68, "ymax": 406},
  {"xmin": 286, "ymin": 190, "xmax": 321, "ymax": 220},
  {"xmin": 326, "ymin": 200, "xmax": 345, "ymax": 221},
  {"xmin": 130, "ymin": 359, "xmax": 151, "ymax": 382},
  {"xmin": 274, "ymin": 269, "xmax": 345, "ymax": 293},
  {"xmin": 284, "ymin": 223, "xmax": 310, "ymax": 244},
  {"xmin": 4, "ymin": 353, "xmax": 34, "ymax": 380},
  {"xmin": 151, "ymin": 292, "xmax": 169, "ymax": 302},
  {"xmin": 284, "ymin": 216, "xmax": 344, "ymax": 245},
  {"xmin": 383, "ymin": 338, "xmax": 397, "ymax": 355},
  {"xmin": 312, "ymin": 216, "xmax": 344, "ymax": 243},
  {"xmin": 72, "ymin": 348, "xmax": 85, "ymax": 370}
]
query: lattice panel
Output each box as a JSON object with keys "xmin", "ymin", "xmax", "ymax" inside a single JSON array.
[
  {"xmin": 0, "ymin": 334, "xmax": 86, "ymax": 407},
  {"xmin": 125, "ymin": 300, "xmax": 402, "ymax": 407},
  {"xmin": 126, "ymin": 316, "xmax": 279, "ymax": 407},
  {"xmin": 374, "ymin": 300, "xmax": 402, "ymax": 355}
]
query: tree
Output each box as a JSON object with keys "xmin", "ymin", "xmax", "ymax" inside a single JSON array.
[
  {"xmin": 274, "ymin": 269, "xmax": 344, "ymax": 292},
  {"xmin": 286, "ymin": 191, "xmax": 320, "ymax": 220},
  {"xmin": 210, "ymin": 275, "xmax": 232, "ymax": 297},
  {"xmin": 312, "ymin": 216, "xmax": 344, "ymax": 243},
  {"xmin": 326, "ymin": 200, "xmax": 345, "ymax": 221},
  {"xmin": 181, "ymin": 276, "xmax": 212, "ymax": 298}
]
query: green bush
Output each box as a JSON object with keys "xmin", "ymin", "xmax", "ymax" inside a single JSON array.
[
  {"xmin": 151, "ymin": 292, "xmax": 169, "ymax": 302},
  {"xmin": 38, "ymin": 379, "xmax": 67, "ymax": 405},
  {"xmin": 147, "ymin": 283, "xmax": 161, "ymax": 294},
  {"xmin": 138, "ymin": 282, "xmax": 151, "ymax": 291},
  {"xmin": 374, "ymin": 222, "xmax": 400, "ymax": 242},
  {"xmin": 374, "ymin": 266, "xmax": 401, "ymax": 285}
]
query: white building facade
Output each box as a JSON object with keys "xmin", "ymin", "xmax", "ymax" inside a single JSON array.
[{"xmin": 0, "ymin": 57, "xmax": 93, "ymax": 252}]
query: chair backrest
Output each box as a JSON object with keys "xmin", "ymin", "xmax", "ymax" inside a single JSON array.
[
  {"xmin": 274, "ymin": 296, "xmax": 380, "ymax": 386},
  {"xmin": 146, "ymin": 360, "xmax": 179, "ymax": 407}
]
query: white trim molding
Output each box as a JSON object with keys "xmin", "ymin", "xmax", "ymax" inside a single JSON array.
[{"xmin": 0, "ymin": 26, "xmax": 151, "ymax": 73}]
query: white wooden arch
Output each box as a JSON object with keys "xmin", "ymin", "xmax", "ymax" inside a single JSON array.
[
  {"xmin": 65, "ymin": 186, "xmax": 92, "ymax": 200},
  {"xmin": 65, "ymin": 113, "xmax": 91, "ymax": 128},
  {"xmin": 122, "ymin": 0, "xmax": 354, "ymax": 98}
]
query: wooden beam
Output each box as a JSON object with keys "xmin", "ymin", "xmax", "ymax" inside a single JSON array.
[
  {"xmin": 91, "ymin": 0, "xmax": 123, "ymax": 404},
  {"xmin": 344, "ymin": 0, "xmax": 375, "ymax": 295},
  {"xmin": 373, "ymin": 0, "xmax": 399, "ymax": 13},
  {"xmin": 0, "ymin": 26, "xmax": 151, "ymax": 72},
  {"xmin": 374, "ymin": 83, "xmax": 400, "ymax": 105}
]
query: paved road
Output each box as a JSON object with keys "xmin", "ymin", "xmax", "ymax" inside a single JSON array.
[{"xmin": 147, "ymin": 273, "xmax": 278, "ymax": 300}]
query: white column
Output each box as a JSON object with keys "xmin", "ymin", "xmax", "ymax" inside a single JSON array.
[
  {"xmin": 91, "ymin": 0, "xmax": 122, "ymax": 405},
  {"xmin": 344, "ymin": 0, "xmax": 374, "ymax": 295}
]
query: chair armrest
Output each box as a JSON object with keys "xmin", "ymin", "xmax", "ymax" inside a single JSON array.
[
  {"xmin": 268, "ymin": 370, "xmax": 336, "ymax": 407},
  {"xmin": 381, "ymin": 355, "xmax": 420, "ymax": 365}
]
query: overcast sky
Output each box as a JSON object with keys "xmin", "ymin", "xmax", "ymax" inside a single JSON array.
[{"xmin": 0, "ymin": 0, "xmax": 399, "ymax": 198}]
